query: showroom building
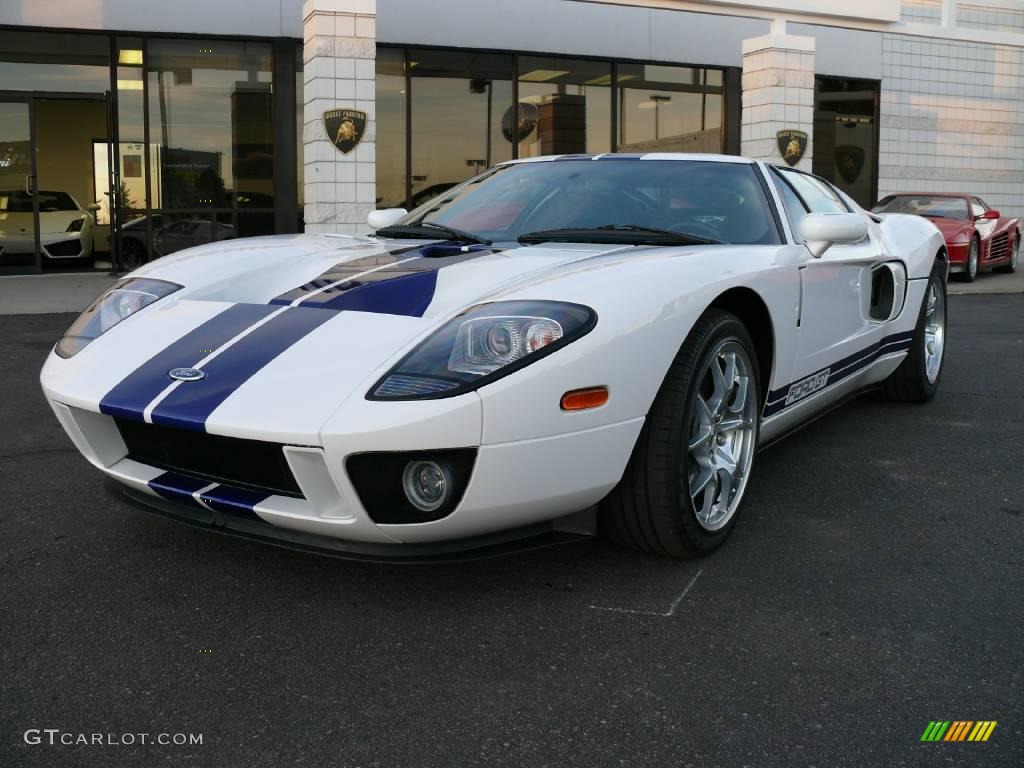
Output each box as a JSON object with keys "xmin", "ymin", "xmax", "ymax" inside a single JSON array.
[{"xmin": 0, "ymin": 0, "xmax": 1021, "ymax": 271}]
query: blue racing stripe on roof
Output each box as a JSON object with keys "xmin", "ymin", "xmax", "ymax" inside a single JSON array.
[
  {"xmin": 100, "ymin": 303, "xmax": 279, "ymax": 424},
  {"xmin": 149, "ymin": 307, "xmax": 336, "ymax": 432},
  {"xmin": 149, "ymin": 471, "xmax": 209, "ymax": 505}
]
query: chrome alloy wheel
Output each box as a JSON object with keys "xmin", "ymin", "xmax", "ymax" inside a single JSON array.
[
  {"xmin": 686, "ymin": 341, "xmax": 757, "ymax": 532},
  {"xmin": 1013, "ymin": 235, "xmax": 1020, "ymax": 270},
  {"xmin": 967, "ymin": 240, "xmax": 979, "ymax": 279},
  {"xmin": 924, "ymin": 279, "xmax": 946, "ymax": 384}
]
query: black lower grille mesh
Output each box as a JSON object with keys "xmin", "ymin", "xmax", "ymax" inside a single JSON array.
[
  {"xmin": 115, "ymin": 419, "xmax": 303, "ymax": 497},
  {"xmin": 45, "ymin": 239, "xmax": 83, "ymax": 257}
]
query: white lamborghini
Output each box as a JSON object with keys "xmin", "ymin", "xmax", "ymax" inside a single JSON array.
[{"xmin": 40, "ymin": 154, "xmax": 948, "ymax": 560}]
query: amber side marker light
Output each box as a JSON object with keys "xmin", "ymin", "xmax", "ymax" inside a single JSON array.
[{"xmin": 561, "ymin": 386, "xmax": 609, "ymax": 411}]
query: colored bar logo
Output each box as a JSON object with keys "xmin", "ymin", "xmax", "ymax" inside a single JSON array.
[{"xmin": 921, "ymin": 721, "xmax": 997, "ymax": 742}]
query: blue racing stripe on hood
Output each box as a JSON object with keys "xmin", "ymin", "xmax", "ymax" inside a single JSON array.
[
  {"xmin": 100, "ymin": 303, "xmax": 279, "ymax": 424},
  {"xmin": 149, "ymin": 306, "xmax": 336, "ymax": 432},
  {"xmin": 270, "ymin": 242, "xmax": 493, "ymax": 311}
]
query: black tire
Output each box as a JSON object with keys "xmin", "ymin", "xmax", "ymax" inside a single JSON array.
[
  {"xmin": 601, "ymin": 310, "xmax": 761, "ymax": 558},
  {"xmin": 956, "ymin": 237, "xmax": 979, "ymax": 282},
  {"xmin": 119, "ymin": 238, "xmax": 147, "ymax": 272},
  {"xmin": 883, "ymin": 263, "xmax": 946, "ymax": 402},
  {"xmin": 994, "ymin": 230, "xmax": 1019, "ymax": 274}
]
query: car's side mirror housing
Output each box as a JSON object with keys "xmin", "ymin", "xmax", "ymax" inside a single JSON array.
[
  {"xmin": 87, "ymin": 203, "xmax": 101, "ymax": 212},
  {"xmin": 799, "ymin": 212, "xmax": 870, "ymax": 258},
  {"xmin": 367, "ymin": 208, "xmax": 407, "ymax": 230},
  {"xmin": 977, "ymin": 209, "xmax": 999, "ymax": 221}
]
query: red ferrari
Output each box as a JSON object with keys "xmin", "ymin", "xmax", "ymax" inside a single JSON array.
[{"xmin": 872, "ymin": 193, "xmax": 1020, "ymax": 281}]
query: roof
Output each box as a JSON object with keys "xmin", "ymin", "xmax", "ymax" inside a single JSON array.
[{"xmin": 499, "ymin": 153, "xmax": 756, "ymax": 165}]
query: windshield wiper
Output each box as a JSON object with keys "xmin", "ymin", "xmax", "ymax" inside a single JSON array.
[
  {"xmin": 518, "ymin": 224, "xmax": 719, "ymax": 246},
  {"xmin": 373, "ymin": 222, "xmax": 491, "ymax": 245}
]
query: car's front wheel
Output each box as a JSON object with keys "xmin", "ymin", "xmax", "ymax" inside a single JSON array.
[
  {"xmin": 602, "ymin": 310, "xmax": 760, "ymax": 558},
  {"xmin": 958, "ymin": 238, "xmax": 979, "ymax": 282}
]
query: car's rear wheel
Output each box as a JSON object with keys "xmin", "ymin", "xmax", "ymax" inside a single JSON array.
[
  {"xmin": 883, "ymin": 264, "xmax": 946, "ymax": 402},
  {"xmin": 994, "ymin": 231, "xmax": 1019, "ymax": 274},
  {"xmin": 958, "ymin": 238, "xmax": 979, "ymax": 282},
  {"xmin": 601, "ymin": 310, "xmax": 760, "ymax": 558}
]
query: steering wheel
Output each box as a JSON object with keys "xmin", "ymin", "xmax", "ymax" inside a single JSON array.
[{"xmin": 666, "ymin": 218, "xmax": 723, "ymax": 241}]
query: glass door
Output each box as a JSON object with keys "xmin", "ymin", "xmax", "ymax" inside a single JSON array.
[{"xmin": 0, "ymin": 99, "xmax": 39, "ymax": 273}]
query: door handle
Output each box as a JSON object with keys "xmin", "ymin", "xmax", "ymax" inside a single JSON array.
[{"xmin": 25, "ymin": 174, "xmax": 35, "ymax": 195}]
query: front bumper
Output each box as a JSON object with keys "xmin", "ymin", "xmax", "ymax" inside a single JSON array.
[
  {"xmin": 50, "ymin": 399, "xmax": 641, "ymax": 553},
  {"xmin": 107, "ymin": 478, "xmax": 587, "ymax": 562},
  {"xmin": 946, "ymin": 241, "xmax": 970, "ymax": 271}
]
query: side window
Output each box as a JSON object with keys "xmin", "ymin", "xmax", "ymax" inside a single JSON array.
[
  {"xmin": 970, "ymin": 198, "xmax": 986, "ymax": 218},
  {"xmin": 777, "ymin": 169, "xmax": 847, "ymax": 214},
  {"xmin": 773, "ymin": 174, "xmax": 810, "ymax": 242}
]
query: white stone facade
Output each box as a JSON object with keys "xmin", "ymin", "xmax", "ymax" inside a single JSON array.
[
  {"xmin": 878, "ymin": 33, "xmax": 1024, "ymax": 218},
  {"xmin": 302, "ymin": 0, "xmax": 377, "ymax": 235},
  {"xmin": 740, "ymin": 33, "xmax": 816, "ymax": 172}
]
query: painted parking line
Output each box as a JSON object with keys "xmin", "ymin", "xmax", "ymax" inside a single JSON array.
[{"xmin": 589, "ymin": 568, "xmax": 704, "ymax": 617}]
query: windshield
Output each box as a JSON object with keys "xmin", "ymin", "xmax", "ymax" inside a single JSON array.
[
  {"xmin": 400, "ymin": 159, "xmax": 780, "ymax": 245},
  {"xmin": 873, "ymin": 195, "xmax": 969, "ymax": 220},
  {"xmin": 0, "ymin": 190, "xmax": 79, "ymax": 213}
]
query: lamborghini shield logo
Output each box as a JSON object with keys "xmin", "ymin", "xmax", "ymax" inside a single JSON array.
[
  {"xmin": 776, "ymin": 129, "xmax": 808, "ymax": 167},
  {"xmin": 835, "ymin": 145, "xmax": 865, "ymax": 184},
  {"xmin": 324, "ymin": 108, "xmax": 367, "ymax": 155}
]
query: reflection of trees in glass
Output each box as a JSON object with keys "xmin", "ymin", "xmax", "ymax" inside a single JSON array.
[{"xmin": 115, "ymin": 180, "xmax": 136, "ymax": 222}]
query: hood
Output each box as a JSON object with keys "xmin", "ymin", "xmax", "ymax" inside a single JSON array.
[
  {"xmin": 0, "ymin": 210, "xmax": 84, "ymax": 236},
  {"xmin": 50, "ymin": 235, "xmax": 636, "ymax": 441},
  {"xmin": 925, "ymin": 217, "xmax": 973, "ymax": 243},
  {"xmin": 134, "ymin": 233, "xmax": 633, "ymax": 320}
]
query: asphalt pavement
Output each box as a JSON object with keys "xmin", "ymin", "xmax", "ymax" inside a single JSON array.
[{"xmin": 1, "ymin": 295, "xmax": 1021, "ymax": 767}]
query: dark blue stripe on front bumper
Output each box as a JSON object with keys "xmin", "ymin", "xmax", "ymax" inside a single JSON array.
[
  {"xmin": 100, "ymin": 303, "xmax": 278, "ymax": 424},
  {"xmin": 149, "ymin": 307, "xmax": 335, "ymax": 432},
  {"xmin": 197, "ymin": 485, "xmax": 271, "ymax": 519},
  {"xmin": 148, "ymin": 471, "xmax": 210, "ymax": 504}
]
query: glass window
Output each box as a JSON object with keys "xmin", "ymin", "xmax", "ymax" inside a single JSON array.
[
  {"xmin": 0, "ymin": 31, "xmax": 109, "ymax": 93},
  {"xmin": 970, "ymin": 198, "xmax": 987, "ymax": 218},
  {"xmin": 774, "ymin": 175, "xmax": 810, "ymax": 241},
  {"xmin": 409, "ymin": 49, "xmax": 512, "ymax": 206},
  {"xmin": 777, "ymin": 169, "xmax": 847, "ymax": 214},
  {"xmin": 617, "ymin": 64, "xmax": 723, "ymax": 153},
  {"xmin": 147, "ymin": 39, "xmax": 273, "ymax": 209},
  {"xmin": 411, "ymin": 159, "xmax": 779, "ymax": 245},
  {"xmin": 516, "ymin": 56, "xmax": 611, "ymax": 158},
  {"xmin": 377, "ymin": 48, "xmax": 407, "ymax": 208},
  {"xmin": 151, "ymin": 212, "xmax": 215, "ymax": 256},
  {"xmin": 812, "ymin": 77, "xmax": 879, "ymax": 208},
  {"xmin": 872, "ymin": 195, "xmax": 969, "ymax": 220}
]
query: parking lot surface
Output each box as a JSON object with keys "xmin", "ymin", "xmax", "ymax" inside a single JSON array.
[{"xmin": 1, "ymin": 294, "xmax": 1021, "ymax": 767}]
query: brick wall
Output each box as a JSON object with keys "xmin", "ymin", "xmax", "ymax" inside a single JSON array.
[{"xmin": 878, "ymin": 33, "xmax": 1024, "ymax": 218}]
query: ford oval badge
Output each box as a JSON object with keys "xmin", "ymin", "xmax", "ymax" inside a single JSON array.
[{"xmin": 169, "ymin": 367, "xmax": 205, "ymax": 382}]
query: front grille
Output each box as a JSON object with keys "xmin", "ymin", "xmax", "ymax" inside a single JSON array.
[
  {"xmin": 990, "ymin": 232, "xmax": 1008, "ymax": 260},
  {"xmin": 115, "ymin": 418, "xmax": 303, "ymax": 498},
  {"xmin": 44, "ymin": 239, "xmax": 83, "ymax": 257}
]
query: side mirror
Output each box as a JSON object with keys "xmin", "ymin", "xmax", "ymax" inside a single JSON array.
[
  {"xmin": 367, "ymin": 208, "xmax": 407, "ymax": 230},
  {"xmin": 88, "ymin": 203, "xmax": 101, "ymax": 212},
  {"xmin": 977, "ymin": 209, "xmax": 999, "ymax": 221},
  {"xmin": 799, "ymin": 212, "xmax": 869, "ymax": 258}
]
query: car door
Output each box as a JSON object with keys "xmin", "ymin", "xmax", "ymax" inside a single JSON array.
[
  {"xmin": 771, "ymin": 168, "xmax": 890, "ymax": 412},
  {"xmin": 970, "ymin": 197, "xmax": 997, "ymax": 260}
]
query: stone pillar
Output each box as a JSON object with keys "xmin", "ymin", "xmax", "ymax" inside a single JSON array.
[
  {"xmin": 740, "ymin": 32, "xmax": 815, "ymax": 172},
  {"xmin": 302, "ymin": 0, "xmax": 376, "ymax": 235}
]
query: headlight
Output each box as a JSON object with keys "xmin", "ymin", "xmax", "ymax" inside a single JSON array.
[
  {"xmin": 66, "ymin": 217, "xmax": 86, "ymax": 233},
  {"xmin": 55, "ymin": 278, "xmax": 182, "ymax": 359},
  {"xmin": 369, "ymin": 300, "xmax": 596, "ymax": 400}
]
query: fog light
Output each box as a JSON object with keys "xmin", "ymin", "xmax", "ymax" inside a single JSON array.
[{"xmin": 402, "ymin": 460, "xmax": 452, "ymax": 512}]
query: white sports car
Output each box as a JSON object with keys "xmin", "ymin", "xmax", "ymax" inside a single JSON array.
[
  {"xmin": 0, "ymin": 189, "xmax": 96, "ymax": 264},
  {"xmin": 41, "ymin": 154, "xmax": 948, "ymax": 560}
]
